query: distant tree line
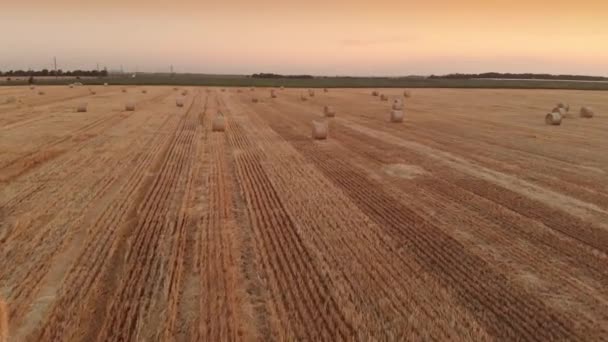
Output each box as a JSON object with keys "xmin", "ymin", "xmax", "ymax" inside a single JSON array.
[
  {"xmin": 251, "ymin": 73, "xmax": 314, "ymax": 79},
  {"xmin": 1, "ymin": 69, "xmax": 108, "ymax": 78},
  {"xmin": 428, "ymin": 72, "xmax": 608, "ymax": 81}
]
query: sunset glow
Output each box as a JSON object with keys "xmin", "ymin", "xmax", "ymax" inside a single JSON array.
[{"xmin": 2, "ymin": 0, "xmax": 607, "ymax": 75}]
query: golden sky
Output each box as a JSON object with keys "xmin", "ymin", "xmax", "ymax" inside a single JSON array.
[{"xmin": 2, "ymin": 0, "xmax": 607, "ymax": 75}]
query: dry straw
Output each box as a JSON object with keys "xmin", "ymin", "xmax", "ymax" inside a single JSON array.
[
  {"xmin": 580, "ymin": 106, "xmax": 594, "ymax": 118},
  {"xmin": 76, "ymin": 103, "xmax": 88, "ymax": 112},
  {"xmin": 545, "ymin": 112, "xmax": 562, "ymax": 125},
  {"xmin": 212, "ymin": 116, "xmax": 226, "ymax": 132},
  {"xmin": 390, "ymin": 110, "xmax": 404, "ymax": 123},
  {"xmin": 392, "ymin": 99, "xmax": 403, "ymax": 110},
  {"xmin": 176, "ymin": 98, "xmax": 184, "ymax": 107},
  {"xmin": 312, "ymin": 120, "xmax": 328, "ymax": 139},
  {"xmin": 0, "ymin": 297, "xmax": 7, "ymax": 342},
  {"xmin": 125, "ymin": 101, "xmax": 136, "ymax": 111},
  {"xmin": 324, "ymin": 105, "xmax": 335, "ymax": 117}
]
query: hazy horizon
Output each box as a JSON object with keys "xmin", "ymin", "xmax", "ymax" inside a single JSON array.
[{"xmin": 3, "ymin": 0, "xmax": 607, "ymax": 77}]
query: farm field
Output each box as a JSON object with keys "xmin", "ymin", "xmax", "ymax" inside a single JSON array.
[{"xmin": 1, "ymin": 85, "xmax": 608, "ymax": 340}]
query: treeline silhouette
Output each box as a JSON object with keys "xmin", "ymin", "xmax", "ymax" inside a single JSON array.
[
  {"xmin": 429, "ymin": 72, "xmax": 608, "ymax": 81},
  {"xmin": 251, "ymin": 73, "xmax": 314, "ymax": 79},
  {"xmin": 1, "ymin": 69, "xmax": 109, "ymax": 77}
]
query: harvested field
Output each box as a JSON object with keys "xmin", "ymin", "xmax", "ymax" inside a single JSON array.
[{"xmin": 1, "ymin": 85, "xmax": 608, "ymax": 341}]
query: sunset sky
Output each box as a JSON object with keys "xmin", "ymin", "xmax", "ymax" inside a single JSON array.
[{"xmin": 2, "ymin": 0, "xmax": 607, "ymax": 76}]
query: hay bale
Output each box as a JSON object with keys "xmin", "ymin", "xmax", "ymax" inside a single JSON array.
[
  {"xmin": 250, "ymin": 87, "xmax": 255, "ymax": 91},
  {"xmin": 392, "ymin": 99, "xmax": 403, "ymax": 110},
  {"xmin": 221, "ymin": 88, "xmax": 226, "ymax": 92},
  {"xmin": 69, "ymin": 84, "xmax": 74, "ymax": 88},
  {"xmin": 181, "ymin": 90, "xmax": 188, "ymax": 96},
  {"xmin": 280, "ymin": 86, "xmax": 285, "ymax": 90},
  {"xmin": 173, "ymin": 87, "xmax": 179, "ymax": 91},
  {"xmin": 545, "ymin": 112, "xmax": 562, "ymax": 125},
  {"xmin": 580, "ymin": 106, "xmax": 594, "ymax": 118},
  {"xmin": 380, "ymin": 94, "xmax": 388, "ymax": 101},
  {"xmin": 141, "ymin": 89, "xmax": 147, "ymax": 94},
  {"xmin": 0, "ymin": 297, "xmax": 8, "ymax": 342},
  {"xmin": 76, "ymin": 103, "xmax": 88, "ymax": 112},
  {"xmin": 237, "ymin": 89, "xmax": 243, "ymax": 93},
  {"xmin": 403, "ymin": 90, "xmax": 411, "ymax": 98},
  {"xmin": 324, "ymin": 88, "xmax": 328, "ymax": 93},
  {"xmin": 125, "ymin": 101, "xmax": 136, "ymax": 111},
  {"xmin": 89, "ymin": 89, "xmax": 96, "ymax": 95},
  {"xmin": 104, "ymin": 83, "xmax": 108, "ymax": 86},
  {"xmin": 122, "ymin": 88, "xmax": 127, "ymax": 93},
  {"xmin": 176, "ymin": 98, "xmax": 184, "ymax": 107},
  {"xmin": 390, "ymin": 110, "xmax": 404, "ymax": 123},
  {"xmin": 372, "ymin": 91, "xmax": 379, "ymax": 96},
  {"xmin": 270, "ymin": 89, "xmax": 277, "ymax": 98},
  {"xmin": 212, "ymin": 116, "xmax": 226, "ymax": 132},
  {"xmin": 38, "ymin": 90, "xmax": 45, "ymax": 95},
  {"xmin": 4, "ymin": 96, "xmax": 16, "ymax": 104},
  {"xmin": 324, "ymin": 105, "xmax": 335, "ymax": 117},
  {"xmin": 308, "ymin": 89, "xmax": 315, "ymax": 97},
  {"xmin": 29, "ymin": 85, "xmax": 35, "ymax": 90},
  {"xmin": 252, "ymin": 97, "xmax": 259, "ymax": 103},
  {"xmin": 300, "ymin": 94, "xmax": 308, "ymax": 101},
  {"xmin": 552, "ymin": 107, "xmax": 567, "ymax": 116},
  {"xmin": 312, "ymin": 120, "xmax": 328, "ymax": 140}
]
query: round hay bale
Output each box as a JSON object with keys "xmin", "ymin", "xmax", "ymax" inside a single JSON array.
[
  {"xmin": 181, "ymin": 90, "xmax": 188, "ymax": 96},
  {"xmin": 237, "ymin": 89, "xmax": 243, "ymax": 93},
  {"xmin": 392, "ymin": 99, "xmax": 403, "ymax": 110},
  {"xmin": 212, "ymin": 116, "xmax": 226, "ymax": 132},
  {"xmin": 324, "ymin": 105, "xmax": 335, "ymax": 117},
  {"xmin": 545, "ymin": 112, "xmax": 562, "ymax": 125},
  {"xmin": 280, "ymin": 86, "xmax": 285, "ymax": 90},
  {"xmin": 38, "ymin": 90, "xmax": 45, "ymax": 95},
  {"xmin": 580, "ymin": 106, "xmax": 594, "ymax": 118},
  {"xmin": 89, "ymin": 90, "xmax": 96, "ymax": 95},
  {"xmin": 69, "ymin": 84, "xmax": 74, "ymax": 88},
  {"xmin": 324, "ymin": 88, "xmax": 328, "ymax": 93},
  {"xmin": 122, "ymin": 88, "xmax": 127, "ymax": 93},
  {"xmin": 173, "ymin": 87, "xmax": 179, "ymax": 91},
  {"xmin": 312, "ymin": 120, "xmax": 328, "ymax": 140},
  {"xmin": 270, "ymin": 89, "xmax": 277, "ymax": 98},
  {"xmin": 176, "ymin": 98, "xmax": 184, "ymax": 107},
  {"xmin": 252, "ymin": 97, "xmax": 259, "ymax": 103},
  {"xmin": 0, "ymin": 297, "xmax": 8, "ymax": 342},
  {"xmin": 300, "ymin": 94, "xmax": 308, "ymax": 101},
  {"xmin": 308, "ymin": 89, "xmax": 315, "ymax": 97},
  {"xmin": 125, "ymin": 101, "xmax": 136, "ymax": 111},
  {"xmin": 250, "ymin": 87, "xmax": 255, "ymax": 91},
  {"xmin": 390, "ymin": 110, "xmax": 404, "ymax": 123},
  {"xmin": 104, "ymin": 83, "xmax": 108, "ymax": 87},
  {"xmin": 403, "ymin": 90, "xmax": 411, "ymax": 98},
  {"xmin": 552, "ymin": 107, "xmax": 567, "ymax": 116},
  {"xmin": 221, "ymin": 88, "xmax": 226, "ymax": 92},
  {"xmin": 380, "ymin": 94, "xmax": 388, "ymax": 101},
  {"xmin": 372, "ymin": 91, "xmax": 379, "ymax": 96},
  {"xmin": 141, "ymin": 89, "xmax": 147, "ymax": 94},
  {"xmin": 76, "ymin": 103, "xmax": 88, "ymax": 112},
  {"xmin": 29, "ymin": 85, "xmax": 35, "ymax": 90}
]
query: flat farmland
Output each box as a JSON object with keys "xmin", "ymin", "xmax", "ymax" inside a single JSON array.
[{"xmin": 1, "ymin": 85, "xmax": 607, "ymax": 341}]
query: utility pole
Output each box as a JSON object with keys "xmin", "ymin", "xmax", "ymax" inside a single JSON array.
[{"xmin": 53, "ymin": 56, "xmax": 58, "ymax": 79}]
